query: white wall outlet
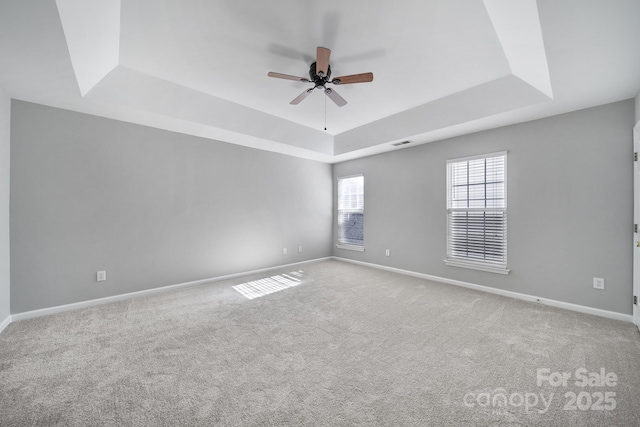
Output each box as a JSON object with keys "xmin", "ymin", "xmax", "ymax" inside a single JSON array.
[
  {"xmin": 282, "ymin": 248, "xmax": 287, "ymax": 255},
  {"xmin": 593, "ymin": 277, "xmax": 604, "ymax": 289},
  {"xmin": 385, "ymin": 249, "xmax": 390, "ymax": 256},
  {"xmin": 97, "ymin": 271, "xmax": 106, "ymax": 282},
  {"xmin": 298, "ymin": 246, "xmax": 302, "ymax": 253}
]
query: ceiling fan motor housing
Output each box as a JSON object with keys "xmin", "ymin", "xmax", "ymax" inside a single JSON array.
[{"xmin": 309, "ymin": 62, "xmax": 332, "ymax": 88}]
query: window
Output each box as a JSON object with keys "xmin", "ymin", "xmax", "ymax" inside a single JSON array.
[
  {"xmin": 446, "ymin": 152, "xmax": 509, "ymax": 274},
  {"xmin": 337, "ymin": 174, "xmax": 364, "ymax": 251}
]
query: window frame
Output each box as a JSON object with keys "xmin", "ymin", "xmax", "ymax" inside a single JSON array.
[
  {"xmin": 336, "ymin": 174, "xmax": 365, "ymax": 251},
  {"xmin": 445, "ymin": 151, "xmax": 509, "ymax": 275}
]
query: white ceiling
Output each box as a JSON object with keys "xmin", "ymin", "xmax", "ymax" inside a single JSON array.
[{"xmin": 0, "ymin": 0, "xmax": 639, "ymax": 163}]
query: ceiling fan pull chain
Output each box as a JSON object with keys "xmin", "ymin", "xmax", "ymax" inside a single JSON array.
[{"xmin": 324, "ymin": 94, "xmax": 327, "ymax": 131}]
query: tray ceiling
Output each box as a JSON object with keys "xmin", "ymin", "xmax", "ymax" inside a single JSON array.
[{"xmin": 0, "ymin": 0, "xmax": 638, "ymax": 162}]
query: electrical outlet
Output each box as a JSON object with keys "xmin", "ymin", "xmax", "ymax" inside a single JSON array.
[
  {"xmin": 282, "ymin": 248, "xmax": 287, "ymax": 255},
  {"xmin": 385, "ymin": 249, "xmax": 390, "ymax": 256},
  {"xmin": 593, "ymin": 277, "xmax": 604, "ymax": 289},
  {"xmin": 298, "ymin": 246, "xmax": 302, "ymax": 253},
  {"xmin": 97, "ymin": 271, "xmax": 106, "ymax": 282}
]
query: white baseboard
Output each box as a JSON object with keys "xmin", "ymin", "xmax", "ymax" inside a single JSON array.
[
  {"xmin": 7, "ymin": 256, "xmax": 632, "ymax": 326},
  {"xmin": 0, "ymin": 315, "xmax": 11, "ymax": 334},
  {"xmin": 333, "ymin": 257, "xmax": 634, "ymax": 323},
  {"xmin": 10, "ymin": 257, "xmax": 332, "ymax": 323}
]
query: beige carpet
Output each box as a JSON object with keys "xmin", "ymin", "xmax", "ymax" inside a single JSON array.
[{"xmin": 1, "ymin": 259, "xmax": 639, "ymax": 426}]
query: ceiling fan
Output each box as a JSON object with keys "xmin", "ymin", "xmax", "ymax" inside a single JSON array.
[{"xmin": 268, "ymin": 46, "xmax": 374, "ymax": 107}]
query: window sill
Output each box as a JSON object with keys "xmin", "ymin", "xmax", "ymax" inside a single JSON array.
[
  {"xmin": 336, "ymin": 243, "xmax": 365, "ymax": 252},
  {"xmin": 444, "ymin": 259, "xmax": 510, "ymax": 275}
]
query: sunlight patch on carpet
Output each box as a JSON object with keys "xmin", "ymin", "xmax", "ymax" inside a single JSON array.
[{"xmin": 233, "ymin": 271, "xmax": 304, "ymax": 299}]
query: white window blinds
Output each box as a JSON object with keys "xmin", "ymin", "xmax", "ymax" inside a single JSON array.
[
  {"xmin": 446, "ymin": 152, "xmax": 508, "ymax": 273},
  {"xmin": 337, "ymin": 175, "xmax": 364, "ymax": 247}
]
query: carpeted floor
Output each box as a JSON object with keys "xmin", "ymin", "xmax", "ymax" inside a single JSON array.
[{"xmin": 1, "ymin": 259, "xmax": 639, "ymax": 426}]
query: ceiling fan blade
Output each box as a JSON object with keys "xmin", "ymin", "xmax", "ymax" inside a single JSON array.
[
  {"xmin": 290, "ymin": 88, "xmax": 314, "ymax": 105},
  {"xmin": 324, "ymin": 87, "xmax": 347, "ymax": 107},
  {"xmin": 331, "ymin": 72, "xmax": 374, "ymax": 85},
  {"xmin": 268, "ymin": 72, "xmax": 310, "ymax": 82},
  {"xmin": 316, "ymin": 47, "xmax": 331, "ymax": 77}
]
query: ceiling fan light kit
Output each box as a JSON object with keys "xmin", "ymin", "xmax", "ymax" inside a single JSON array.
[{"xmin": 268, "ymin": 46, "xmax": 374, "ymax": 107}]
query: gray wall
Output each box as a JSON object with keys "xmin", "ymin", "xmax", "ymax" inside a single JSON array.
[
  {"xmin": 636, "ymin": 90, "xmax": 640, "ymax": 124},
  {"xmin": 11, "ymin": 101, "xmax": 333, "ymax": 313},
  {"xmin": 333, "ymin": 100, "xmax": 635, "ymax": 315},
  {"xmin": 0, "ymin": 89, "xmax": 9, "ymax": 322}
]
